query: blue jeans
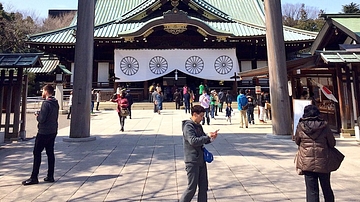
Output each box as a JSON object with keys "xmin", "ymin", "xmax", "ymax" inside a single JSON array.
[
  {"xmin": 91, "ymin": 101, "xmax": 94, "ymax": 112},
  {"xmin": 247, "ymin": 108, "xmax": 254, "ymax": 123},
  {"xmin": 210, "ymin": 105, "xmax": 215, "ymax": 118},
  {"xmin": 184, "ymin": 101, "xmax": 190, "ymax": 113},
  {"xmin": 202, "ymin": 108, "xmax": 210, "ymax": 125}
]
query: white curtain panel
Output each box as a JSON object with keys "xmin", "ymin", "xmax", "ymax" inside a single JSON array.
[{"xmin": 114, "ymin": 49, "xmax": 239, "ymax": 82}]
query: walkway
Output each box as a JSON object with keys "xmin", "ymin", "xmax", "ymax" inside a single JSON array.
[{"xmin": 0, "ymin": 109, "xmax": 359, "ymax": 201}]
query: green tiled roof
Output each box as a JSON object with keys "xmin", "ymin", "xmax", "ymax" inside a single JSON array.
[
  {"xmin": 27, "ymin": 56, "xmax": 59, "ymax": 73},
  {"xmin": 319, "ymin": 51, "xmax": 360, "ymax": 63},
  {"xmin": 28, "ymin": 0, "xmax": 316, "ymax": 44},
  {"xmin": 332, "ymin": 17, "xmax": 360, "ymax": 38},
  {"xmin": 0, "ymin": 54, "xmax": 43, "ymax": 68}
]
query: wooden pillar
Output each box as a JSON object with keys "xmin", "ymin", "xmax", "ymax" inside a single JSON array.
[
  {"xmin": 69, "ymin": 0, "xmax": 95, "ymax": 139},
  {"xmin": 352, "ymin": 64, "xmax": 360, "ymax": 123},
  {"xmin": 336, "ymin": 66, "xmax": 346, "ymax": 131},
  {"xmin": 20, "ymin": 74, "xmax": 28, "ymax": 139},
  {"xmin": 345, "ymin": 65, "xmax": 353, "ymax": 128},
  {"xmin": 0, "ymin": 70, "xmax": 5, "ymax": 131},
  {"xmin": 264, "ymin": 0, "xmax": 292, "ymax": 136},
  {"xmin": 5, "ymin": 70, "xmax": 14, "ymax": 139},
  {"xmin": 12, "ymin": 68, "xmax": 23, "ymax": 139}
]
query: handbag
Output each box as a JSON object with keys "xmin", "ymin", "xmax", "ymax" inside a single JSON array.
[
  {"xmin": 119, "ymin": 107, "xmax": 130, "ymax": 117},
  {"xmin": 203, "ymin": 147, "xmax": 213, "ymax": 163},
  {"xmin": 328, "ymin": 147, "xmax": 345, "ymax": 172}
]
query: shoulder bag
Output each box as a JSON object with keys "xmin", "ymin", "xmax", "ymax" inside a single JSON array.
[
  {"xmin": 328, "ymin": 147, "xmax": 345, "ymax": 172},
  {"xmin": 203, "ymin": 147, "xmax": 213, "ymax": 163}
]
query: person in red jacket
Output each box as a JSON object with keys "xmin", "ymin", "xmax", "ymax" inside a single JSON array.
[{"xmin": 111, "ymin": 90, "xmax": 129, "ymax": 132}]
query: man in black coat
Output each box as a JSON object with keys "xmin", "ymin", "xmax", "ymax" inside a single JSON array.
[{"xmin": 22, "ymin": 84, "xmax": 59, "ymax": 185}]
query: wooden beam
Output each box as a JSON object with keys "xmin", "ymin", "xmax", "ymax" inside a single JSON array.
[{"xmin": 5, "ymin": 70, "xmax": 14, "ymax": 139}]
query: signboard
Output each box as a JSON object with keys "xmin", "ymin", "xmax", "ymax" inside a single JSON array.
[{"xmin": 293, "ymin": 99, "xmax": 312, "ymax": 136}]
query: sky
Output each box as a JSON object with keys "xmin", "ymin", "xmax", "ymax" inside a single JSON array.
[{"xmin": 1, "ymin": 0, "xmax": 360, "ymax": 19}]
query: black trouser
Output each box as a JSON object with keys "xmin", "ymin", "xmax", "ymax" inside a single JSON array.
[
  {"xmin": 180, "ymin": 162, "xmax": 208, "ymax": 202},
  {"xmin": 67, "ymin": 106, "xmax": 72, "ymax": 119},
  {"xmin": 128, "ymin": 106, "xmax": 132, "ymax": 118},
  {"xmin": 303, "ymin": 171, "xmax": 334, "ymax": 202},
  {"xmin": 96, "ymin": 102, "xmax": 100, "ymax": 110},
  {"xmin": 175, "ymin": 101, "xmax": 181, "ymax": 109},
  {"xmin": 153, "ymin": 103, "xmax": 158, "ymax": 113},
  {"xmin": 31, "ymin": 133, "xmax": 57, "ymax": 180},
  {"xmin": 118, "ymin": 113, "xmax": 126, "ymax": 130},
  {"xmin": 219, "ymin": 102, "xmax": 224, "ymax": 112}
]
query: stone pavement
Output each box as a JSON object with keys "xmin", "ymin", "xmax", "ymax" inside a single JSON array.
[{"xmin": 0, "ymin": 109, "xmax": 359, "ymax": 202}]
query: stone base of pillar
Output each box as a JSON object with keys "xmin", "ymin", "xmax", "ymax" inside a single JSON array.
[
  {"xmin": 266, "ymin": 133, "xmax": 292, "ymax": 139},
  {"xmin": 19, "ymin": 130, "xmax": 26, "ymax": 140},
  {"xmin": 63, "ymin": 136, "xmax": 96, "ymax": 142},
  {"xmin": 59, "ymin": 110, "xmax": 68, "ymax": 115}
]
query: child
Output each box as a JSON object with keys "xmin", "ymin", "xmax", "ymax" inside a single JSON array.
[{"xmin": 225, "ymin": 103, "xmax": 233, "ymax": 124}]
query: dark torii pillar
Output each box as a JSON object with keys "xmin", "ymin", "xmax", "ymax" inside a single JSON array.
[
  {"xmin": 65, "ymin": 0, "xmax": 96, "ymax": 141},
  {"xmin": 264, "ymin": 0, "xmax": 292, "ymax": 136}
]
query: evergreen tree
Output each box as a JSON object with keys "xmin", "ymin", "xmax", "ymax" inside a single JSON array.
[{"xmin": 342, "ymin": 2, "xmax": 360, "ymax": 13}]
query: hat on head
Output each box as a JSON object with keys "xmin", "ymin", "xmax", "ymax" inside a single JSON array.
[{"xmin": 302, "ymin": 104, "xmax": 320, "ymax": 118}]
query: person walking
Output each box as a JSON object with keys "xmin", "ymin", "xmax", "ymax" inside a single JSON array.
[
  {"xmin": 183, "ymin": 90, "xmax": 191, "ymax": 114},
  {"xmin": 91, "ymin": 89, "xmax": 96, "ymax": 114},
  {"xmin": 173, "ymin": 89, "xmax": 182, "ymax": 110},
  {"xmin": 125, "ymin": 89, "xmax": 134, "ymax": 119},
  {"xmin": 96, "ymin": 90, "xmax": 101, "ymax": 111},
  {"xmin": 183, "ymin": 84, "xmax": 188, "ymax": 95},
  {"xmin": 155, "ymin": 90, "xmax": 164, "ymax": 115},
  {"xmin": 198, "ymin": 82, "xmax": 204, "ymax": 98},
  {"xmin": 189, "ymin": 90, "xmax": 195, "ymax": 108},
  {"xmin": 258, "ymin": 91, "xmax": 267, "ymax": 123},
  {"xmin": 149, "ymin": 82, "xmax": 155, "ymax": 103},
  {"xmin": 217, "ymin": 89, "xmax": 225, "ymax": 113},
  {"xmin": 225, "ymin": 90, "xmax": 233, "ymax": 105},
  {"xmin": 67, "ymin": 90, "xmax": 73, "ymax": 119},
  {"xmin": 152, "ymin": 89, "xmax": 158, "ymax": 113},
  {"xmin": 237, "ymin": 89, "xmax": 248, "ymax": 128},
  {"xmin": 210, "ymin": 90, "xmax": 216, "ymax": 119},
  {"xmin": 246, "ymin": 89, "xmax": 256, "ymax": 125},
  {"xmin": 22, "ymin": 84, "xmax": 59, "ymax": 185},
  {"xmin": 295, "ymin": 104, "xmax": 336, "ymax": 202},
  {"xmin": 225, "ymin": 102, "xmax": 233, "ymax": 124},
  {"xmin": 111, "ymin": 90, "xmax": 129, "ymax": 132},
  {"xmin": 180, "ymin": 105, "xmax": 219, "ymax": 202},
  {"xmin": 199, "ymin": 90, "xmax": 210, "ymax": 125}
]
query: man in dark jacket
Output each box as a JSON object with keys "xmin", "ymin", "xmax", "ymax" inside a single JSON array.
[
  {"xmin": 180, "ymin": 105, "xmax": 218, "ymax": 202},
  {"xmin": 22, "ymin": 84, "xmax": 59, "ymax": 185},
  {"xmin": 183, "ymin": 91, "xmax": 191, "ymax": 114},
  {"xmin": 217, "ymin": 89, "xmax": 225, "ymax": 112},
  {"xmin": 125, "ymin": 90, "xmax": 134, "ymax": 119}
]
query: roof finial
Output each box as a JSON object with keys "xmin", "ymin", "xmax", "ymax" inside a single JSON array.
[{"xmin": 171, "ymin": 0, "xmax": 179, "ymax": 7}]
